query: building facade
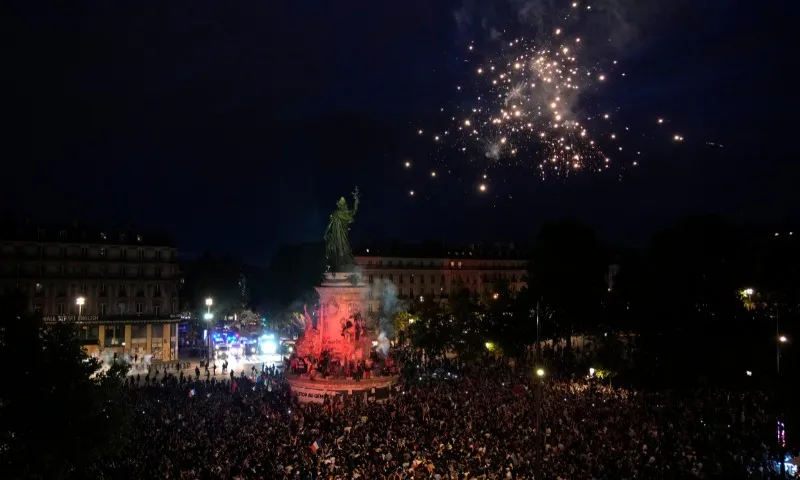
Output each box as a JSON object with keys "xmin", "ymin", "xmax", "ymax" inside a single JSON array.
[
  {"xmin": 354, "ymin": 243, "xmax": 528, "ymax": 313},
  {"xmin": 0, "ymin": 222, "xmax": 181, "ymax": 361}
]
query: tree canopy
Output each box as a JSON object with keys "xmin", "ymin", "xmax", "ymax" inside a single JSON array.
[{"xmin": 0, "ymin": 293, "xmax": 129, "ymax": 479}]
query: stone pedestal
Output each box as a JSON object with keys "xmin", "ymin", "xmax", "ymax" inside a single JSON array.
[{"xmin": 296, "ymin": 272, "xmax": 371, "ymax": 363}]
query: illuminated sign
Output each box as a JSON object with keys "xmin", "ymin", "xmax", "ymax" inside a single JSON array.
[{"xmin": 43, "ymin": 315, "xmax": 99, "ymax": 323}]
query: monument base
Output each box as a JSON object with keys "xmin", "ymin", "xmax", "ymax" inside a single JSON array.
[{"xmin": 287, "ymin": 373, "xmax": 398, "ymax": 403}]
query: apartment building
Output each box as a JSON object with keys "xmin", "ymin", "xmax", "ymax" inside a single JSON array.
[{"xmin": 0, "ymin": 221, "xmax": 181, "ymax": 361}]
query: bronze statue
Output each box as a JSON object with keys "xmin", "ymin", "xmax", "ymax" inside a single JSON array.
[{"xmin": 324, "ymin": 187, "xmax": 359, "ymax": 271}]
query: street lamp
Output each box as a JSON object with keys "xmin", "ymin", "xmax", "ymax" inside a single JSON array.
[
  {"xmin": 205, "ymin": 297, "xmax": 213, "ymax": 312},
  {"xmin": 204, "ymin": 309, "xmax": 214, "ymax": 362},
  {"xmin": 779, "ymin": 335, "xmax": 788, "ymax": 343},
  {"xmin": 76, "ymin": 296, "xmax": 85, "ymax": 321},
  {"xmin": 534, "ymin": 366, "xmax": 546, "ymax": 480}
]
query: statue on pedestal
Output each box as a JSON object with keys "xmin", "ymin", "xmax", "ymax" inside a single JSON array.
[{"xmin": 324, "ymin": 187, "xmax": 359, "ymax": 272}]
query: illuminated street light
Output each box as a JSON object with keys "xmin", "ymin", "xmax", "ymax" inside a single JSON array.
[
  {"xmin": 743, "ymin": 288, "xmax": 754, "ymax": 296},
  {"xmin": 408, "ymin": 318, "xmax": 415, "ymax": 324},
  {"xmin": 536, "ymin": 368, "xmax": 545, "ymax": 377},
  {"xmin": 589, "ymin": 367, "xmax": 596, "ymax": 377},
  {"xmin": 779, "ymin": 335, "xmax": 788, "ymax": 343},
  {"xmin": 204, "ymin": 312, "xmax": 213, "ymax": 321},
  {"xmin": 76, "ymin": 296, "xmax": 85, "ymax": 320},
  {"xmin": 746, "ymin": 370, "xmax": 753, "ymax": 377},
  {"xmin": 492, "ymin": 293, "xmax": 500, "ymax": 300}
]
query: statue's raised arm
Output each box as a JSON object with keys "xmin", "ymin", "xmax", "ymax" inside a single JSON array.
[{"xmin": 351, "ymin": 187, "xmax": 360, "ymax": 216}]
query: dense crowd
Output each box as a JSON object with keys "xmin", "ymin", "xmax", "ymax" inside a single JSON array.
[{"xmin": 81, "ymin": 356, "xmax": 793, "ymax": 479}]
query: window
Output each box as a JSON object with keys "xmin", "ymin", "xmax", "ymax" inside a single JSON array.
[
  {"xmin": 458, "ymin": 261, "xmax": 462, "ymax": 268},
  {"xmin": 154, "ymin": 304, "xmax": 160, "ymax": 316},
  {"xmin": 410, "ymin": 274, "xmax": 415, "ymax": 284},
  {"xmin": 136, "ymin": 234, "xmax": 142, "ymax": 242},
  {"xmin": 59, "ymin": 230, "xmax": 67, "ymax": 239},
  {"xmin": 155, "ymin": 267, "xmax": 162, "ymax": 278},
  {"xmin": 60, "ymin": 246, "xmax": 67, "ymax": 257},
  {"xmin": 100, "ymin": 303, "xmax": 107, "ymax": 316},
  {"xmin": 117, "ymin": 302, "xmax": 126, "ymax": 314},
  {"xmin": 119, "ymin": 234, "xmax": 126, "ymax": 242},
  {"xmin": 172, "ymin": 298, "xmax": 178, "ymax": 313},
  {"xmin": 37, "ymin": 228, "xmax": 45, "ymax": 240},
  {"xmin": 155, "ymin": 250, "xmax": 162, "ymax": 260},
  {"xmin": 138, "ymin": 249, "xmax": 144, "ymax": 260},
  {"xmin": 154, "ymin": 284, "xmax": 161, "ymax": 295},
  {"xmin": 136, "ymin": 302, "xmax": 143, "ymax": 314},
  {"xmin": 120, "ymin": 267, "xmax": 126, "ymax": 277},
  {"xmin": 99, "ymin": 283, "xmax": 106, "ymax": 294},
  {"xmin": 368, "ymin": 275, "xmax": 373, "ymax": 283},
  {"xmin": 33, "ymin": 304, "xmax": 43, "ymax": 313},
  {"xmin": 119, "ymin": 285, "xmax": 126, "ymax": 296},
  {"xmin": 77, "ymin": 326, "xmax": 99, "ymax": 341},
  {"xmin": 35, "ymin": 283, "xmax": 43, "ymax": 293},
  {"xmin": 57, "ymin": 303, "xmax": 66, "ymax": 315},
  {"xmin": 121, "ymin": 250, "xmax": 127, "ymax": 260},
  {"xmin": 137, "ymin": 267, "xmax": 143, "ymax": 277},
  {"xmin": 60, "ymin": 265, "xmax": 65, "ymax": 276},
  {"xmin": 105, "ymin": 326, "xmax": 123, "ymax": 347},
  {"xmin": 81, "ymin": 247, "xmax": 88, "ymax": 257},
  {"xmin": 399, "ymin": 275, "xmax": 403, "ymax": 284},
  {"xmin": 100, "ymin": 248, "xmax": 106, "ymax": 257},
  {"xmin": 80, "ymin": 284, "xmax": 87, "ymax": 294},
  {"xmin": 450, "ymin": 261, "xmax": 455, "ymax": 267}
]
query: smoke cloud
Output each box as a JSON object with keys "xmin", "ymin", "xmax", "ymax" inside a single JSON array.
[
  {"xmin": 454, "ymin": 0, "xmax": 681, "ymax": 55},
  {"xmin": 367, "ymin": 277, "xmax": 402, "ymax": 353}
]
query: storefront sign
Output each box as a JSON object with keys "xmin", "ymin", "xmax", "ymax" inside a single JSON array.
[{"xmin": 43, "ymin": 315, "xmax": 100, "ymax": 323}]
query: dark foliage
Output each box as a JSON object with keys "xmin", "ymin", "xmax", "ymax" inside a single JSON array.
[{"xmin": 0, "ymin": 293, "xmax": 130, "ymax": 479}]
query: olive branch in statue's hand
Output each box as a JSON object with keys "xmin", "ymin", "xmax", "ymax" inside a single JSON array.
[{"xmin": 352, "ymin": 187, "xmax": 360, "ymax": 201}]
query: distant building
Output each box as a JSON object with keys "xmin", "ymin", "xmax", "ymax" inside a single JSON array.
[
  {"xmin": 0, "ymin": 221, "xmax": 181, "ymax": 361},
  {"xmin": 354, "ymin": 243, "xmax": 528, "ymax": 313}
]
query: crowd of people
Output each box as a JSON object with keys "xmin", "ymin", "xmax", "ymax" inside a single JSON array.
[{"xmin": 80, "ymin": 353, "xmax": 794, "ymax": 479}]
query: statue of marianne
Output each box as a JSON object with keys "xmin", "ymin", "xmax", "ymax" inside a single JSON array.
[{"xmin": 324, "ymin": 187, "xmax": 359, "ymax": 271}]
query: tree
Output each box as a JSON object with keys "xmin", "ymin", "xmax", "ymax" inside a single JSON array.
[
  {"xmin": 527, "ymin": 221, "xmax": 607, "ymax": 345},
  {"xmin": 0, "ymin": 293, "xmax": 130, "ymax": 478}
]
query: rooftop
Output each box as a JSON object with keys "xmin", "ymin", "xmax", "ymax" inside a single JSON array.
[
  {"xmin": 0, "ymin": 219, "xmax": 175, "ymax": 247},
  {"xmin": 353, "ymin": 242, "xmax": 530, "ymax": 260}
]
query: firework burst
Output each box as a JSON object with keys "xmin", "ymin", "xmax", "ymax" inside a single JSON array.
[{"xmin": 408, "ymin": 1, "xmax": 686, "ymax": 197}]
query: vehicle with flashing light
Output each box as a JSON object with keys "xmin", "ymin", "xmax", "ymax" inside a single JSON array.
[
  {"xmin": 258, "ymin": 333, "xmax": 279, "ymax": 355},
  {"xmin": 214, "ymin": 344, "xmax": 230, "ymax": 362}
]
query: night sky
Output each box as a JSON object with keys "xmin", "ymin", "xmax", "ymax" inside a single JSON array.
[{"xmin": 5, "ymin": 0, "xmax": 797, "ymax": 264}]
